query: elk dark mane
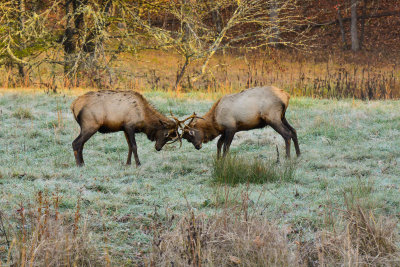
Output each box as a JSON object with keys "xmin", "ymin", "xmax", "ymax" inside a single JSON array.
[{"xmin": 190, "ymin": 99, "xmax": 222, "ymax": 143}]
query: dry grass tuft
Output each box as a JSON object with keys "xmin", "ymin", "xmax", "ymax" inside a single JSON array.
[
  {"xmin": 300, "ymin": 198, "xmax": 400, "ymax": 267},
  {"xmin": 150, "ymin": 208, "xmax": 296, "ymax": 266},
  {"xmin": 0, "ymin": 192, "xmax": 106, "ymax": 266},
  {"xmin": 150, "ymin": 187, "xmax": 400, "ymax": 267}
]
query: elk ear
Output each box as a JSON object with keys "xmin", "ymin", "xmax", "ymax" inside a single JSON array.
[{"xmin": 189, "ymin": 130, "xmax": 195, "ymax": 136}]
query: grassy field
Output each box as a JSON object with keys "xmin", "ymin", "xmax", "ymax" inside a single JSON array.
[{"xmin": 0, "ymin": 89, "xmax": 399, "ymax": 265}]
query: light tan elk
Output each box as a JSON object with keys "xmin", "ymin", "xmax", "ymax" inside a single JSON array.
[
  {"xmin": 181, "ymin": 86, "xmax": 300, "ymax": 158},
  {"xmin": 71, "ymin": 90, "xmax": 180, "ymax": 167}
]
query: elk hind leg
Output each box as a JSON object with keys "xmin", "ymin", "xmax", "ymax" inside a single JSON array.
[
  {"xmin": 124, "ymin": 131, "xmax": 133, "ymax": 165},
  {"xmin": 282, "ymin": 117, "xmax": 300, "ymax": 156},
  {"xmin": 270, "ymin": 121, "xmax": 293, "ymax": 158},
  {"xmin": 72, "ymin": 133, "xmax": 82, "ymax": 166},
  {"xmin": 73, "ymin": 128, "xmax": 98, "ymax": 166}
]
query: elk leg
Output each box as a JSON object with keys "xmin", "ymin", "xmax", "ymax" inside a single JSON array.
[
  {"xmin": 282, "ymin": 117, "xmax": 300, "ymax": 156},
  {"xmin": 125, "ymin": 127, "xmax": 141, "ymax": 167},
  {"xmin": 270, "ymin": 121, "xmax": 292, "ymax": 158},
  {"xmin": 72, "ymin": 133, "xmax": 82, "ymax": 166},
  {"xmin": 74, "ymin": 129, "xmax": 97, "ymax": 166},
  {"xmin": 222, "ymin": 130, "xmax": 236, "ymax": 157},
  {"xmin": 216, "ymin": 134, "xmax": 225, "ymax": 159},
  {"xmin": 124, "ymin": 131, "xmax": 133, "ymax": 165}
]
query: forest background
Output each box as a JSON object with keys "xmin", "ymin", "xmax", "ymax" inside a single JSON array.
[{"xmin": 0, "ymin": 0, "xmax": 399, "ymax": 99}]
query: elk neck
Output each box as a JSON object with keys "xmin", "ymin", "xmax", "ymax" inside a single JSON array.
[
  {"xmin": 195, "ymin": 103, "xmax": 222, "ymax": 143},
  {"xmin": 142, "ymin": 105, "xmax": 172, "ymax": 141}
]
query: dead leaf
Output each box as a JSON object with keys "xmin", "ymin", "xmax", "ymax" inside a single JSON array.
[{"xmin": 229, "ymin": 255, "xmax": 241, "ymax": 264}]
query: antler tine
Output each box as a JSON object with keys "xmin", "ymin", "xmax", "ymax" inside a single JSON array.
[
  {"xmin": 180, "ymin": 112, "xmax": 197, "ymax": 124},
  {"xmin": 169, "ymin": 110, "xmax": 184, "ymax": 129},
  {"xmin": 166, "ymin": 132, "xmax": 183, "ymax": 148},
  {"xmin": 188, "ymin": 113, "xmax": 197, "ymax": 125}
]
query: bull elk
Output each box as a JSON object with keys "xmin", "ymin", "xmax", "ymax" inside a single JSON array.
[
  {"xmin": 71, "ymin": 90, "xmax": 180, "ymax": 167},
  {"xmin": 181, "ymin": 86, "xmax": 300, "ymax": 158}
]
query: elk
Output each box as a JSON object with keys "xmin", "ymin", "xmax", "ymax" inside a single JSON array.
[
  {"xmin": 181, "ymin": 86, "xmax": 300, "ymax": 158},
  {"xmin": 71, "ymin": 90, "xmax": 180, "ymax": 167}
]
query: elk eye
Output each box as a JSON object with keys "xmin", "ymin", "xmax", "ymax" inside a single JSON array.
[
  {"xmin": 189, "ymin": 130, "xmax": 195, "ymax": 136},
  {"xmin": 164, "ymin": 133, "xmax": 169, "ymax": 137}
]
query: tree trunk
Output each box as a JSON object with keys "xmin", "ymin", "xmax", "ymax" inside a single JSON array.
[
  {"xmin": 351, "ymin": 0, "xmax": 360, "ymax": 51},
  {"xmin": 337, "ymin": 6, "xmax": 347, "ymax": 50},
  {"xmin": 212, "ymin": 10, "xmax": 222, "ymax": 33},
  {"xmin": 18, "ymin": 0, "xmax": 27, "ymax": 81},
  {"xmin": 269, "ymin": 0, "xmax": 281, "ymax": 46},
  {"xmin": 174, "ymin": 56, "xmax": 190, "ymax": 90},
  {"xmin": 64, "ymin": 0, "xmax": 76, "ymax": 78},
  {"xmin": 63, "ymin": 0, "xmax": 87, "ymax": 84},
  {"xmin": 359, "ymin": 0, "xmax": 368, "ymax": 49}
]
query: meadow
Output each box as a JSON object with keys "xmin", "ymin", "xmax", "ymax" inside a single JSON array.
[{"xmin": 0, "ymin": 89, "xmax": 399, "ymax": 265}]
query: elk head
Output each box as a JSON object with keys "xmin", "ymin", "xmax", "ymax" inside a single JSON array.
[
  {"xmin": 181, "ymin": 113, "xmax": 205, "ymax": 150},
  {"xmin": 155, "ymin": 119, "xmax": 179, "ymax": 151}
]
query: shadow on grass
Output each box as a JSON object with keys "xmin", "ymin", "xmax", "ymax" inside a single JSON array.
[{"xmin": 211, "ymin": 155, "xmax": 297, "ymax": 185}]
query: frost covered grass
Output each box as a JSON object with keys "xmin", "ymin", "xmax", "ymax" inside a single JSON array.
[{"xmin": 0, "ymin": 89, "xmax": 399, "ymax": 265}]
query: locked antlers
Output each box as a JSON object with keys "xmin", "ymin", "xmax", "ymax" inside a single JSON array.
[{"xmin": 166, "ymin": 112, "xmax": 203, "ymax": 147}]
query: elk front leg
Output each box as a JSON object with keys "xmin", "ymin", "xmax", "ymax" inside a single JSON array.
[
  {"xmin": 222, "ymin": 129, "xmax": 236, "ymax": 158},
  {"xmin": 125, "ymin": 127, "xmax": 141, "ymax": 167},
  {"xmin": 216, "ymin": 134, "xmax": 225, "ymax": 159}
]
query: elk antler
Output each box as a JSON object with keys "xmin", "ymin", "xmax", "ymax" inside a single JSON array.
[
  {"xmin": 166, "ymin": 111, "xmax": 183, "ymax": 147},
  {"xmin": 180, "ymin": 112, "xmax": 204, "ymax": 125},
  {"xmin": 169, "ymin": 111, "xmax": 184, "ymax": 129},
  {"xmin": 166, "ymin": 134, "xmax": 182, "ymax": 147},
  {"xmin": 166, "ymin": 112, "xmax": 204, "ymax": 148}
]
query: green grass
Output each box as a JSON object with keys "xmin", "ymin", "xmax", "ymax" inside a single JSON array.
[
  {"xmin": 0, "ymin": 90, "xmax": 399, "ymax": 264},
  {"xmin": 212, "ymin": 156, "xmax": 296, "ymax": 185}
]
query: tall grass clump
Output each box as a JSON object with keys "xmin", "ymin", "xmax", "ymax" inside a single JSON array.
[
  {"xmin": 301, "ymin": 180, "xmax": 400, "ymax": 267},
  {"xmin": 12, "ymin": 107, "xmax": 34, "ymax": 119},
  {"xmin": 0, "ymin": 191, "xmax": 107, "ymax": 266},
  {"xmin": 150, "ymin": 186, "xmax": 400, "ymax": 266},
  {"xmin": 150, "ymin": 206, "xmax": 296, "ymax": 266},
  {"xmin": 211, "ymin": 156, "xmax": 296, "ymax": 185}
]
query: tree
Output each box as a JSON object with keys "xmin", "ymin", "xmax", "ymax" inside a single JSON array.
[
  {"xmin": 62, "ymin": 0, "xmax": 114, "ymax": 86},
  {"xmin": 350, "ymin": 0, "xmax": 360, "ymax": 51},
  {"xmin": 0, "ymin": 0, "xmax": 59, "ymax": 85},
  {"xmin": 269, "ymin": 0, "xmax": 281, "ymax": 46},
  {"xmin": 121, "ymin": 0, "xmax": 309, "ymax": 90}
]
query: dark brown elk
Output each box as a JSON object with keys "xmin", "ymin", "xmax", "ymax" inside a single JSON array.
[
  {"xmin": 71, "ymin": 90, "xmax": 180, "ymax": 167},
  {"xmin": 181, "ymin": 86, "xmax": 300, "ymax": 158}
]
